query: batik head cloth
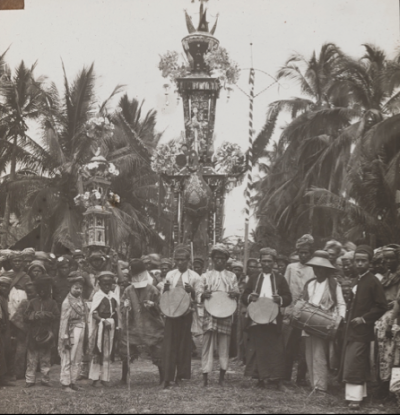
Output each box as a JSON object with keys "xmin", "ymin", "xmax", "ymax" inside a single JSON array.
[
  {"xmin": 296, "ymin": 234, "xmax": 314, "ymax": 250},
  {"xmin": 259, "ymin": 247, "xmax": 278, "ymax": 260}
]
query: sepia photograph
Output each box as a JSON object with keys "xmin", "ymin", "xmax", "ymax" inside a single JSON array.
[{"xmin": 0, "ymin": 0, "xmax": 400, "ymax": 413}]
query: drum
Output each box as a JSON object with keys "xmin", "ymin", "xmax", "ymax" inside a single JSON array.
[
  {"xmin": 160, "ymin": 287, "xmax": 191, "ymax": 318},
  {"xmin": 248, "ymin": 297, "xmax": 279, "ymax": 325},
  {"xmin": 289, "ymin": 300, "xmax": 342, "ymax": 340},
  {"xmin": 204, "ymin": 291, "xmax": 237, "ymax": 319}
]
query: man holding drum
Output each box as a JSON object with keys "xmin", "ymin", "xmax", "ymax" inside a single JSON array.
[
  {"xmin": 160, "ymin": 246, "xmax": 202, "ymax": 389},
  {"xmin": 242, "ymin": 248, "xmax": 292, "ymax": 391},
  {"xmin": 302, "ymin": 251, "xmax": 347, "ymax": 394},
  {"xmin": 201, "ymin": 244, "xmax": 240, "ymax": 387},
  {"xmin": 283, "ymin": 234, "xmax": 316, "ymax": 384}
]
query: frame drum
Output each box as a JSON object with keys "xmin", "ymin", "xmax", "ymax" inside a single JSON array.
[
  {"xmin": 160, "ymin": 287, "xmax": 191, "ymax": 318},
  {"xmin": 248, "ymin": 297, "xmax": 279, "ymax": 324},
  {"xmin": 204, "ymin": 291, "xmax": 237, "ymax": 319}
]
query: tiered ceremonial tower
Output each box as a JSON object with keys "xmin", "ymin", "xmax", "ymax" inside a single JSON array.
[{"xmin": 162, "ymin": 5, "xmax": 229, "ymax": 261}]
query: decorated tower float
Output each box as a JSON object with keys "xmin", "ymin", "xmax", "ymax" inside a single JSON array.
[
  {"xmin": 154, "ymin": 4, "xmax": 244, "ymax": 262},
  {"xmin": 74, "ymin": 117, "xmax": 120, "ymax": 262}
]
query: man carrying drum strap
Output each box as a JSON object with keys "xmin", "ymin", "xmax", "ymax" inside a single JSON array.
[
  {"xmin": 242, "ymin": 248, "xmax": 292, "ymax": 391},
  {"xmin": 200, "ymin": 244, "xmax": 240, "ymax": 387},
  {"xmin": 160, "ymin": 245, "xmax": 202, "ymax": 389},
  {"xmin": 302, "ymin": 250, "xmax": 347, "ymax": 394}
]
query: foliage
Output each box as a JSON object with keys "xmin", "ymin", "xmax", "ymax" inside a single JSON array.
[
  {"xmin": 150, "ymin": 140, "xmax": 180, "ymax": 175},
  {"xmin": 158, "ymin": 46, "xmax": 240, "ymax": 88},
  {"xmin": 204, "ymin": 47, "xmax": 240, "ymax": 87},
  {"xmin": 253, "ymin": 43, "xmax": 400, "ymax": 252},
  {"xmin": 213, "ymin": 141, "xmax": 245, "ymax": 175}
]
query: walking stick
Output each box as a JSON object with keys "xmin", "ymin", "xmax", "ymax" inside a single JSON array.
[{"xmin": 126, "ymin": 306, "xmax": 131, "ymax": 394}]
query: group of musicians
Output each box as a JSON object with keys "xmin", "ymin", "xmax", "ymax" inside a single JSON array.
[{"xmin": 0, "ymin": 237, "xmax": 399, "ymax": 410}]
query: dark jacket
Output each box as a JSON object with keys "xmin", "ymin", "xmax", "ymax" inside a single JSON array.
[
  {"xmin": 242, "ymin": 271, "xmax": 292, "ymax": 332},
  {"xmin": 346, "ymin": 271, "xmax": 387, "ymax": 343}
]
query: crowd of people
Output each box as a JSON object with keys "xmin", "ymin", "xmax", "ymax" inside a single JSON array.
[{"xmin": 0, "ymin": 236, "xmax": 399, "ymax": 410}]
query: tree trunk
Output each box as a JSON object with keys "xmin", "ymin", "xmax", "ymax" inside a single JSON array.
[{"xmin": 2, "ymin": 135, "xmax": 18, "ymax": 247}]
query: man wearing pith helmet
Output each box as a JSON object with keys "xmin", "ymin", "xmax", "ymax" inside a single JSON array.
[{"xmin": 303, "ymin": 250, "xmax": 346, "ymax": 394}]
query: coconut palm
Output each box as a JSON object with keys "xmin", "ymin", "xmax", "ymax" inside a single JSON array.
[
  {"xmin": 105, "ymin": 94, "xmax": 170, "ymax": 254},
  {"xmin": 253, "ymin": 44, "xmax": 400, "ymax": 250},
  {"xmin": 0, "ymin": 58, "xmax": 51, "ymax": 246}
]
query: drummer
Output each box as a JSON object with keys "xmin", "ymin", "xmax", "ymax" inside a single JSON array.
[
  {"xmin": 283, "ymin": 234, "xmax": 316, "ymax": 384},
  {"xmin": 160, "ymin": 246, "xmax": 202, "ymax": 389},
  {"xmin": 302, "ymin": 251, "xmax": 347, "ymax": 394},
  {"xmin": 242, "ymin": 248, "xmax": 292, "ymax": 391},
  {"xmin": 200, "ymin": 244, "xmax": 240, "ymax": 387}
]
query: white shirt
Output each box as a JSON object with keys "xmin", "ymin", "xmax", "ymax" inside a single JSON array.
[
  {"xmin": 260, "ymin": 273, "xmax": 273, "ymax": 299},
  {"xmin": 307, "ymin": 279, "xmax": 347, "ymax": 319}
]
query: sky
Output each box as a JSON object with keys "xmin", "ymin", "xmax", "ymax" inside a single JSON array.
[{"xmin": 1, "ymin": 0, "xmax": 399, "ymax": 240}]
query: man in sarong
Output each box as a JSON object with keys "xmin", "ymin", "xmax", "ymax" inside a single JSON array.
[
  {"xmin": 230, "ymin": 260, "xmax": 244, "ymax": 359},
  {"xmin": 302, "ymin": 251, "xmax": 346, "ymax": 393},
  {"xmin": 53, "ymin": 256, "xmax": 72, "ymax": 309},
  {"xmin": 200, "ymin": 244, "xmax": 240, "ymax": 387},
  {"xmin": 158, "ymin": 258, "xmax": 173, "ymax": 288},
  {"xmin": 88, "ymin": 271, "xmax": 119, "ymax": 387},
  {"xmin": 339, "ymin": 245, "xmax": 387, "ymax": 410},
  {"xmin": 22, "ymin": 248, "xmax": 35, "ymax": 273},
  {"xmin": 160, "ymin": 246, "xmax": 201, "ymax": 389},
  {"xmin": 193, "ymin": 257, "xmax": 205, "ymax": 276},
  {"xmin": 120, "ymin": 259, "xmax": 164, "ymax": 385},
  {"xmin": 8, "ymin": 251, "xmax": 32, "ymax": 381},
  {"xmin": 242, "ymin": 248, "xmax": 292, "ymax": 391},
  {"xmin": 9, "ymin": 282, "xmax": 37, "ymax": 380},
  {"xmin": 191, "ymin": 257, "xmax": 205, "ymax": 357},
  {"xmin": 276, "ymin": 255, "xmax": 289, "ymax": 278},
  {"xmin": 375, "ymin": 245, "xmax": 400, "ymax": 397},
  {"xmin": 238, "ymin": 258, "xmax": 260, "ymax": 363},
  {"xmin": 24, "ymin": 276, "xmax": 60, "ymax": 388},
  {"xmin": 59, "ymin": 275, "xmax": 88, "ymax": 393},
  {"xmin": 0, "ymin": 276, "xmax": 14, "ymax": 387},
  {"xmin": 283, "ymin": 234, "xmax": 315, "ymax": 384}
]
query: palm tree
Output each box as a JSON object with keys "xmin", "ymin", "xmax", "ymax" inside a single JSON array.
[
  {"xmin": 0, "ymin": 58, "xmax": 50, "ymax": 246},
  {"xmin": 6, "ymin": 65, "xmax": 166, "ymax": 253},
  {"xmin": 253, "ymin": 43, "xmax": 400, "ymax": 250},
  {"xmin": 106, "ymin": 94, "xmax": 170, "ymax": 254}
]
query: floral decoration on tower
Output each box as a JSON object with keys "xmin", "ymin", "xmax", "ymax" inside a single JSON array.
[
  {"xmin": 85, "ymin": 116, "xmax": 115, "ymax": 141},
  {"xmin": 213, "ymin": 142, "xmax": 246, "ymax": 175}
]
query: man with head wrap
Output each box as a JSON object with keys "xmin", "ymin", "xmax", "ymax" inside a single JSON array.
[
  {"xmin": 0, "ymin": 276, "xmax": 14, "ymax": 386},
  {"xmin": 160, "ymin": 246, "xmax": 202, "ymax": 389},
  {"xmin": 237, "ymin": 258, "xmax": 260, "ymax": 363},
  {"xmin": 7, "ymin": 251, "xmax": 32, "ymax": 381},
  {"xmin": 242, "ymin": 248, "xmax": 292, "ymax": 391},
  {"xmin": 120, "ymin": 259, "xmax": 164, "ymax": 386},
  {"xmin": 324, "ymin": 240, "xmax": 344, "ymax": 268},
  {"xmin": 339, "ymin": 245, "xmax": 387, "ymax": 410},
  {"xmin": 24, "ymin": 276, "xmax": 60, "ymax": 388},
  {"xmin": 374, "ymin": 245, "xmax": 400, "ymax": 396},
  {"xmin": 282, "ymin": 234, "xmax": 316, "ymax": 384},
  {"xmin": 22, "ymin": 248, "xmax": 35, "ymax": 273},
  {"xmin": 88, "ymin": 271, "xmax": 119, "ymax": 387},
  {"xmin": 200, "ymin": 244, "xmax": 240, "ymax": 387},
  {"xmin": 59, "ymin": 274, "xmax": 88, "ymax": 393}
]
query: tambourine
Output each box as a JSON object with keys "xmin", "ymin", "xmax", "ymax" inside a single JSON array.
[
  {"xmin": 204, "ymin": 291, "xmax": 237, "ymax": 319},
  {"xmin": 248, "ymin": 297, "xmax": 279, "ymax": 325},
  {"xmin": 160, "ymin": 287, "xmax": 191, "ymax": 318}
]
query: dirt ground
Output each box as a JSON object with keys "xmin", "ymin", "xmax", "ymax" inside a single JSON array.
[{"xmin": 0, "ymin": 356, "xmax": 399, "ymax": 414}]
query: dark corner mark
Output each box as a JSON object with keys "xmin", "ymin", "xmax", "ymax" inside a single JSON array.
[{"xmin": 0, "ymin": 0, "xmax": 24, "ymax": 10}]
